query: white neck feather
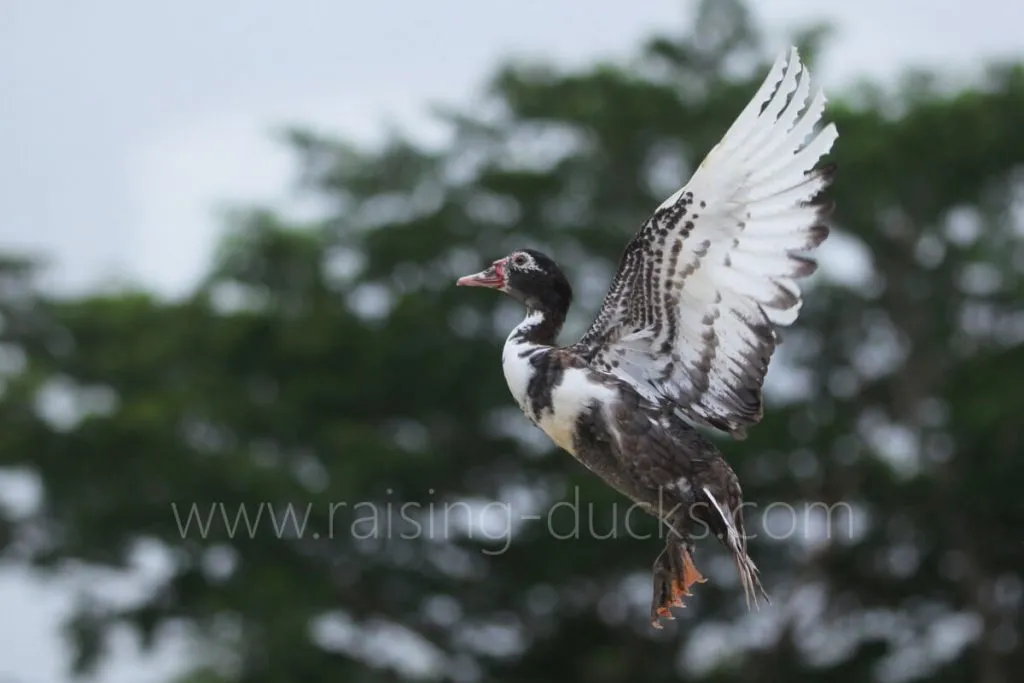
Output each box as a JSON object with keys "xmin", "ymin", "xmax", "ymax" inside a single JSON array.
[
  {"xmin": 501, "ymin": 310, "xmax": 548, "ymax": 415},
  {"xmin": 508, "ymin": 309, "xmax": 546, "ymax": 345}
]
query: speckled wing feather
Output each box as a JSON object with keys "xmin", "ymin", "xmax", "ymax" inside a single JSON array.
[{"xmin": 571, "ymin": 47, "xmax": 838, "ymax": 439}]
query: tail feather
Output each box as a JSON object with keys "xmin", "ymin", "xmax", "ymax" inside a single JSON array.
[{"xmin": 702, "ymin": 486, "xmax": 770, "ymax": 610}]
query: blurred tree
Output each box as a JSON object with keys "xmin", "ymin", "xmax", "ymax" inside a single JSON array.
[{"xmin": 1, "ymin": 1, "xmax": 1023, "ymax": 682}]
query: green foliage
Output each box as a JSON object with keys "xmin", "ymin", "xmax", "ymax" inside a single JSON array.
[{"xmin": 1, "ymin": 1, "xmax": 1023, "ymax": 682}]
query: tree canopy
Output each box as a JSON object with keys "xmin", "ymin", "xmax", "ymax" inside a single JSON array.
[{"xmin": 1, "ymin": 1, "xmax": 1023, "ymax": 682}]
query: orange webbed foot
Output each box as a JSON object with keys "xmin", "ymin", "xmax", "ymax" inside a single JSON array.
[
  {"xmin": 650, "ymin": 543, "xmax": 707, "ymax": 628},
  {"xmin": 681, "ymin": 546, "xmax": 707, "ymax": 594}
]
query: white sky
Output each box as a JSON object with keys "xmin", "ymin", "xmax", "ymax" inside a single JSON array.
[{"xmin": 1, "ymin": 0, "xmax": 1022, "ymax": 681}]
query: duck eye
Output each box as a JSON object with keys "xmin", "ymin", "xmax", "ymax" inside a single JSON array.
[{"xmin": 512, "ymin": 254, "xmax": 528, "ymax": 267}]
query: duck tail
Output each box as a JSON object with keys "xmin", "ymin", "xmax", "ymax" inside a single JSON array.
[{"xmin": 701, "ymin": 485, "xmax": 770, "ymax": 610}]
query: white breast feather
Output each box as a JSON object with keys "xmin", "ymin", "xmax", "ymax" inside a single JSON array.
[
  {"xmin": 502, "ymin": 312, "xmax": 620, "ymax": 456},
  {"xmin": 537, "ymin": 368, "xmax": 618, "ymax": 455}
]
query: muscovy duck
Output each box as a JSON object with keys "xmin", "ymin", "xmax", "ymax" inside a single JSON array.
[{"xmin": 456, "ymin": 47, "xmax": 837, "ymax": 626}]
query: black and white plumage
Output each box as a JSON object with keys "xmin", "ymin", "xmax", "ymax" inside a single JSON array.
[{"xmin": 456, "ymin": 47, "xmax": 837, "ymax": 626}]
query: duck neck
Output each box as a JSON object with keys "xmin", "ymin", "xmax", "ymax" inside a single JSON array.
[{"xmin": 510, "ymin": 305, "xmax": 567, "ymax": 348}]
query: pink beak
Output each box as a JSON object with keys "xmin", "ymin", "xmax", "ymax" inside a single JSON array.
[{"xmin": 456, "ymin": 260, "xmax": 505, "ymax": 289}]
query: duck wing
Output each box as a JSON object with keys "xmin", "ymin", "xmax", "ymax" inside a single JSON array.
[{"xmin": 570, "ymin": 47, "xmax": 838, "ymax": 439}]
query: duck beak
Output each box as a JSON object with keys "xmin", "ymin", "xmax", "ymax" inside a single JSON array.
[{"xmin": 456, "ymin": 260, "xmax": 505, "ymax": 289}]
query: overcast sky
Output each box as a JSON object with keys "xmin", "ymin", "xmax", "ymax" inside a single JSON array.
[{"xmin": 2, "ymin": 1, "xmax": 1022, "ymax": 681}]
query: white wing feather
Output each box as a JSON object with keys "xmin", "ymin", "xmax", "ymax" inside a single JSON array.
[{"xmin": 573, "ymin": 46, "xmax": 838, "ymax": 438}]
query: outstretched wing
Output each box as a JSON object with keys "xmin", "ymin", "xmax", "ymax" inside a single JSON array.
[{"xmin": 570, "ymin": 47, "xmax": 838, "ymax": 439}]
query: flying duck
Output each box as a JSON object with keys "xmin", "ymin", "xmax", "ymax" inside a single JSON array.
[{"xmin": 456, "ymin": 47, "xmax": 837, "ymax": 626}]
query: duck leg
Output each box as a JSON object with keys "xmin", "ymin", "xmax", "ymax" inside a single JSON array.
[{"xmin": 650, "ymin": 536, "xmax": 707, "ymax": 628}]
